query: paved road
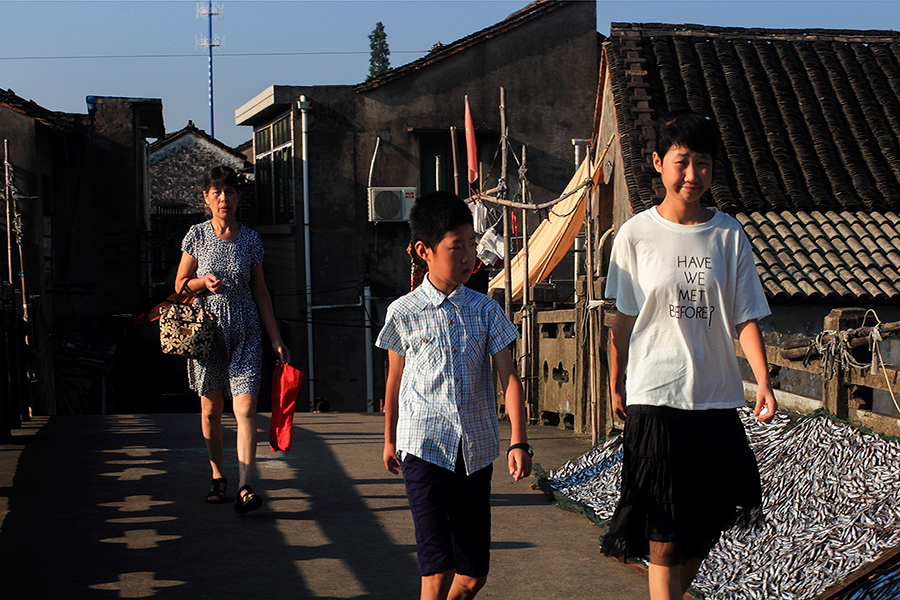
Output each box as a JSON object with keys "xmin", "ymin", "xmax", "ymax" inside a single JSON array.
[{"xmin": 0, "ymin": 412, "xmax": 649, "ymax": 599}]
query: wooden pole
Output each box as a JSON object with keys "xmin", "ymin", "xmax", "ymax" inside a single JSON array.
[
  {"xmin": 4, "ymin": 140, "xmax": 12, "ymax": 284},
  {"xmin": 434, "ymin": 155, "xmax": 441, "ymax": 192},
  {"xmin": 450, "ymin": 127, "xmax": 460, "ymax": 196},
  {"xmin": 6, "ymin": 142, "xmax": 28, "ymax": 324},
  {"xmin": 584, "ymin": 146, "xmax": 599, "ymax": 444},
  {"xmin": 3, "ymin": 139, "xmax": 24, "ymax": 426},
  {"xmin": 0, "ymin": 140, "xmax": 10, "ymax": 439},
  {"xmin": 822, "ymin": 308, "xmax": 866, "ymax": 420},
  {"xmin": 521, "ymin": 144, "xmax": 533, "ymax": 423},
  {"xmin": 521, "ymin": 144, "xmax": 529, "ymax": 308},
  {"xmin": 500, "ymin": 88, "xmax": 512, "ymax": 318}
]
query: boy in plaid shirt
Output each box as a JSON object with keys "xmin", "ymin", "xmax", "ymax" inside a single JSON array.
[{"xmin": 377, "ymin": 191, "xmax": 531, "ymax": 600}]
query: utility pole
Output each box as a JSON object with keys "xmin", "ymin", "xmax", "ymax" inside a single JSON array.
[{"xmin": 197, "ymin": 2, "xmax": 222, "ymax": 138}]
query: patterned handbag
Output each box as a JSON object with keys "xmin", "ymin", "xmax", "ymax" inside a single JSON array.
[{"xmin": 159, "ymin": 280, "xmax": 216, "ymax": 360}]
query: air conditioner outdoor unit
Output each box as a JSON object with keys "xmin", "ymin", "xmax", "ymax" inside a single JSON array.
[{"xmin": 368, "ymin": 187, "xmax": 417, "ymax": 222}]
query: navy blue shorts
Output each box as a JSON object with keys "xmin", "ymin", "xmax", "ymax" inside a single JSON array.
[{"xmin": 401, "ymin": 452, "xmax": 493, "ymax": 578}]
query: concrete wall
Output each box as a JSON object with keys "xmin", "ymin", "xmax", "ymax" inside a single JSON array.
[
  {"xmin": 358, "ymin": 1, "xmax": 598, "ymax": 205},
  {"xmin": 358, "ymin": 1, "xmax": 599, "ymax": 302},
  {"xmin": 53, "ymin": 99, "xmax": 143, "ymax": 334},
  {"xmin": 532, "ymin": 309, "xmax": 583, "ymax": 429},
  {"xmin": 0, "ymin": 96, "xmax": 164, "ymax": 414},
  {"xmin": 0, "ymin": 108, "xmax": 40, "ymax": 292},
  {"xmin": 239, "ymin": 2, "xmax": 600, "ymax": 413}
]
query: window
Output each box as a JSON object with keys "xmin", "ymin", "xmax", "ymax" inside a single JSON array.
[
  {"xmin": 419, "ymin": 133, "xmax": 455, "ymax": 195},
  {"xmin": 253, "ymin": 115, "xmax": 294, "ymax": 225},
  {"xmin": 418, "ymin": 130, "xmax": 497, "ymax": 196}
]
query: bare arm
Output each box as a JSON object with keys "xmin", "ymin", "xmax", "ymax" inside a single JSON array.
[
  {"xmin": 609, "ymin": 311, "xmax": 637, "ymax": 421},
  {"xmin": 174, "ymin": 252, "xmax": 221, "ymax": 295},
  {"xmin": 737, "ymin": 319, "xmax": 777, "ymax": 423},
  {"xmin": 383, "ymin": 350, "xmax": 404, "ymax": 474},
  {"xmin": 250, "ymin": 262, "xmax": 290, "ymax": 366},
  {"xmin": 493, "ymin": 347, "xmax": 531, "ymax": 482}
]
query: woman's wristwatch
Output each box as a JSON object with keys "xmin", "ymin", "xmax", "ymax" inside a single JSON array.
[{"xmin": 506, "ymin": 442, "xmax": 534, "ymax": 457}]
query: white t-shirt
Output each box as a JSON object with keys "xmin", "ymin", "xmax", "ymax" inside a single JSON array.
[{"xmin": 605, "ymin": 207, "xmax": 770, "ymax": 410}]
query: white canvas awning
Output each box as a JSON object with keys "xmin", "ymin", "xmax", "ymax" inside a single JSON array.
[{"xmin": 488, "ymin": 155, "xmax": 602, "ymax": 300}]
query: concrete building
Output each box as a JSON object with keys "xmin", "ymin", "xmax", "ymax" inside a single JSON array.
[
  {"xmin": 0, "ymin": 90, "xmax": 163, "ymax": 428},
  {"xmin": 235, "ymin": 0, "xmax": 600, "ymax": 412}
]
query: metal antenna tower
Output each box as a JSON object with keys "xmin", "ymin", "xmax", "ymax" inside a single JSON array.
[{"xmin": 197, "ymin": 2, "xmax": 222, "ymax": 138}]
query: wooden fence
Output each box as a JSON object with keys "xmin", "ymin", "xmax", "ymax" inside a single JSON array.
[{"xmin": 586, "ymin": 305, "xmax": 900, "ymax": 442}]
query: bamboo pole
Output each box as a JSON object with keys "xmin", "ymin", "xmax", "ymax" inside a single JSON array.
[
  {"xmin": 4, "ymin": 140, "xmax": 12, "ymax": 284},
  {"xmin": 450, "ymin": 126, "xmax": 460, "ymax": 196},
  {"xmin": 780, "ymin": 321, "xmax": 900, "ymax": 361},
  {"xmin": 585, "ymin": 144, "xmax": 599, "ymax": 445},
  {"xmin": 520, "ymin": 145, "xmax": 533, "ymax": 423},
  {"xmin": 521, "ymin": 144, "xmax": 529, "ymax": 308},
  {"xmin": 500, "ymin": 87, "xmax": 512, "ymax": 319},
  {"xmin": 434, "ymin": 155, "xmax": 440, "ymax": 191}
]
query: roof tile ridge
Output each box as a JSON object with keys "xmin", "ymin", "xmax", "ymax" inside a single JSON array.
[
  {"xmin": 610, "ymin": 22, "xmax": 900, "ymax": 43},
  {"xmin": 356, "ymin": 0, "xmax": 573, "ymax": 91},
  {"xmin": 608, "ymin": 28, "xmax": 657, "ymax": 213}
]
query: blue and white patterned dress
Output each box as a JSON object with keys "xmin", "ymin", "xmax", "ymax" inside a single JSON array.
[{"xmin": 181, "ymin": 221, "xmax": 264, "ymax": 398}]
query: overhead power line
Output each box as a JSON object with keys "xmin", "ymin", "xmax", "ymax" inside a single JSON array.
[{"xmin": 0, "ymin": 50, "xmax": 426, "ymax": 61}]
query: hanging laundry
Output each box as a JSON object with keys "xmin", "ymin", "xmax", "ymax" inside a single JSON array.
[
  {"xmin": 477, "ymin": 228, "xmax": 505, "ymax": 267},
  {"xmin": 468, "ymin": 199, "xmax": 491, "ymax": 235}
]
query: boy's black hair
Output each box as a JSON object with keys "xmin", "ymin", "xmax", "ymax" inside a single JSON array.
[
  {"xmin": 656, "ymin": 108, "xmax": 718, "ymax": 161},
  {"xmin": 409, "ymin": 191, "xmax": 474, "ymax": 250},
  {"xmin": 203, "ymin": 165, "xmax": 240, "ymax": 192}
]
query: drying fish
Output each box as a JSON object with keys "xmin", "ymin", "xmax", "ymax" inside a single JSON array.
[{"xmin": 542, "ymin": 409, "xmax": 900, "ymax": 600}]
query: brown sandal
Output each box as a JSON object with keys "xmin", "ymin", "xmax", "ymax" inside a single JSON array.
[{"xmin": 206, "ymin": 477, "xmax": 227, "ymax": 504}]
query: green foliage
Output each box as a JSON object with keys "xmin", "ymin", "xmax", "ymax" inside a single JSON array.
[{"xmin": 368, "ymin": 22, "xmax": 391, "ymax": 79}]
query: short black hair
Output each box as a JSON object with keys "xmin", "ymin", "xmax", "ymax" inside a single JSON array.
[
  {"xmin": 409, "ymin": 191, "xmax": 474, "ymax": 250},
  {"xmin": 656, "ymin": 108, "xmax": 718, "ymax": 162},
  {"xmin": 203, "ymin": 165, "xmax": 240, "ymax": 192}
]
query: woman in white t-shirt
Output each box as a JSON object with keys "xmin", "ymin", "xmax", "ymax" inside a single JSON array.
[{"xmin": 601, "ymin": 109, "xmax": 777, "ymax": 600}]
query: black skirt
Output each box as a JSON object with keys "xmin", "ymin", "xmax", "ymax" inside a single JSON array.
[{"xmin": 601, "ymin": 404, "xmax": 762, "ymax": 562}]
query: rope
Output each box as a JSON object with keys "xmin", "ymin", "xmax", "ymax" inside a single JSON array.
[
  {"xmin": 804, "ymin": 309, "xmax": 900, "ymax": 414},
  {"xmin": 477, "ymin": 178, "xmax": 593, "ymax": 211},
  {"xmin": 865, "ymin": 309, "xmax": 900, "ymax": 415}
]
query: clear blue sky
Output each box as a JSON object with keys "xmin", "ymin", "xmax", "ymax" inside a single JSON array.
[{"xmin": 1, "ymin": 0, "xmax": 896, "ymax": 148}]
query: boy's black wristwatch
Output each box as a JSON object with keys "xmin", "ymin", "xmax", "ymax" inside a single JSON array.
[{"xmin": 506, "ymin": 442, "xmax": 534, "ymax": 457}]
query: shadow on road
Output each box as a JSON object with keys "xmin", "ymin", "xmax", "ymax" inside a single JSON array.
[{"xmin": 0, "ymin": 413, "xmax": 421, "ymax": 599}]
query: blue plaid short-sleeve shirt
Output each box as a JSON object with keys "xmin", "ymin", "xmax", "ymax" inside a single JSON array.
[{"xmin": 376, "ymin": 277, "xmax": 519, "ymax": 475}]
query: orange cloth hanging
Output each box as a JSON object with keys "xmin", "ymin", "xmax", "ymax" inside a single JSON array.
[
  {"xmin": 465, "ymin": 96, "xmax": 478, "ymax": 185},
  {"xmin": 488, "ymin": 156, "xmax": 602, "ymax": 301}
]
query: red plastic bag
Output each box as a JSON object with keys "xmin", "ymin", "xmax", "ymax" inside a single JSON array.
[{"xmin": 270, "ymin": 364, "xmax": 305, "ymax": 452}]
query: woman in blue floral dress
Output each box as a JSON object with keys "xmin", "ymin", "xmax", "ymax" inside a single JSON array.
[{"xmin": 175, "ymin": 166, "xmax": 290, "ymax": 514}]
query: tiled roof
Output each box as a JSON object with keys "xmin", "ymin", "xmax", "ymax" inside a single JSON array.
[
  {"xmin": 355, "ymin": 0, "xmax": 578, "ymax": 92},
  {"xmin": 606, "ymin": 23, "xmax": 900, "ymax": 301},
  {"xmin": 738, "ymin": 210, "xmax": 900, "ymax": 301},
  {"xmin": 0, "ymin": 88, "xmax": 84, "ymax": 132},
  {"xmin": 149, "ymin": 121, "xmax": 244, "ymax": 156}
]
